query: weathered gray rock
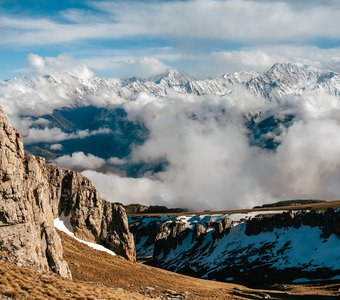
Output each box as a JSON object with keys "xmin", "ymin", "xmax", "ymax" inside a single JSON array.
[
  {"xmin": 24, "ymin": 155, "xmax": 135, "ymax": 262},
  {"xmin": 0, "ymin": 107, "xmax": 71, "ymax": 278},
  {"xmin": 194, "ymin": 223, "xmax": 206, "ymax": 240},
  {"xmin": 0, "ymin": 106, "xmax": 135, "ymax": 278},
  {"xmin": 212, "ymin": 217, "xmax": 234, "ymax": 239},
  {"xmin": 54, "ymin": 166, "xmax": 135, "ymax": 261},
  {"xmin": 245, "ymin": 209, "xmax": 340, "ymax": 237},
  {"xmin": 154, "ymin": 221, "xmax": 189, "ymax": 257}
]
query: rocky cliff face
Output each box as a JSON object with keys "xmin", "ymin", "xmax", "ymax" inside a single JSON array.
[
  {"xmin": 130, "ymin": 209, "xmax": 340, "ymax": 286},
  {"xmin": 0, "ymin": 107, "xmax": 135, "ymax": 278},
  {"xmin": 244, "ymin": 209, "xmax": 340, "ymax": 238},
  {"xmin": 27, "ymin": 155, "xmax": 135, "ymax": 262},
  {"xmin": 0, "ymin": 107, "xmax": 71, "ymax": 278}
]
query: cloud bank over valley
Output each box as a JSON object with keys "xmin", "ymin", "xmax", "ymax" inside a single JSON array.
[{"xmin": 1, "ymin": 55, "xmax": 340, "ymax": 210}]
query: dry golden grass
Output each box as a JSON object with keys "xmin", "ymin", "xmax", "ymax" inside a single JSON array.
[
  {"xmin": 60, "ymin": 231, "xmax": 240, "ymax": 299},
  {"xmin": 0, "ymin": 260, "xmax": 149, "ymax": 300}
]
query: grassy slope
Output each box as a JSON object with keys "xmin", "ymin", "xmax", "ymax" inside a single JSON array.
[
  {"xmin": 0, "ymin": 261, "xmax": 148, "ymax": 300},
  {"xmin": 60, "ymin": 231, "xmax": 340, "ymax": 299}
]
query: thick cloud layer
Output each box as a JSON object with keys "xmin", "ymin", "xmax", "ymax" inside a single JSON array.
[{"xmin": 79, "ymin": 91, "xmax": 340, "ymax": 210}]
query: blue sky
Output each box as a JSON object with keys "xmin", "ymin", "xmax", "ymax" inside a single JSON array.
[{"xmin": 1, "ymin": 0, "xmax": 340, "ymax": 79}]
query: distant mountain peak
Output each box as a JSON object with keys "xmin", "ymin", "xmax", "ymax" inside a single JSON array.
[
  {"xmin": 266, "ymin": 62, "xmax": 317, "ymax": 74},
  {"xmin": 244, "ymin": 62, "xmax": 340, "ymax": 99},
  {"xmin": 149, "ymin": 68, "xmax": 191, "ymax": 86},
  {"xmin": 263, "ymin": 62, "xmax": 338, "ymax": 81}
]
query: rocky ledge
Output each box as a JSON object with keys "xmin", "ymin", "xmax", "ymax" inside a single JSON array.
[{"xmin": 0, "ymin": 107, "xmax": 135, "ymax": 279}]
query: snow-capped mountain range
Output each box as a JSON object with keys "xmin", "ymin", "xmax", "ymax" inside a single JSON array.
[
  {"xmin": 1, "ymin": 62, "xmax": 340, "ymax": 179},
  {"xmin": 2, "ymin": 63, "xmax": 340, "ymax": 111},
  {"xmin": 120, "ymin": 63, "xmax": 340, "ymax": 99}
]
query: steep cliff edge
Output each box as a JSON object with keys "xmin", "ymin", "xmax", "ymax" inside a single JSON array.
[
  {"xmin": 130, "ymin": 209, "xmax": 340, "ymax": 286},
  {"xmin": 0, "ymin": 107, "xmax": 135, "ymax": 279}
]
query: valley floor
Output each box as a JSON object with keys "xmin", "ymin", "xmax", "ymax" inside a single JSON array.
[
  {"xmin": 2, "ymin": 230, "xmax": 340, "ymax": 299},
  {"xmin": 60, "ymin": 230, "xmax": 340, "ymax": 299}
]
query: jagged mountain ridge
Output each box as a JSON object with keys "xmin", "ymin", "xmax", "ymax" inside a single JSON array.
[
  {"xmin": 246, "ymin": 63, "xmax": 340, "ymax": 99},
  {"xmin": 2, "ymin": 63, "xmax": 340, "ymax": 109},
  {"xmin": 3, "ymin": 62, "xmax": 339, "ymax": 169}
]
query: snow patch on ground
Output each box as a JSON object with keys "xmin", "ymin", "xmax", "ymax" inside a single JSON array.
[
  {"xmin": 54, "ymin": 214, "xmax": 116, "ymax": 256},
  {"xmin": 174, "ymin": 210, "xmax": 287, "ymax": 229},
  {"xmin": 135, "ymin": 235, "xmax": 154, "ymax": 257},
  {"xmin": 130, "ymin": 210, "xmax": 340, "ymax": 283},
  {"xmin": 130, "ymin": 210, "xmax": 290, "ymax": 258},
  {"xmin": 158, "ymin": 221, "xmax": 340, "ymax": 277}
]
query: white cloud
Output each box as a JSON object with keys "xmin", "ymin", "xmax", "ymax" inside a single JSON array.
[
  {"xmin": 272, "ymin": 119, "xmax": 340, "ymax": 199},
  {"xmin": 28, "ymin": 53, "xmax": 94, "ymax": 80},
  {"xmin": 28, "ymin": 54, "xmax": 46, "ymax": 73},
  {"xmin": 55, "ymin": 152, "xmax": 105, "ymax": 170},
  {"xmin": 84, "ymin": 56, "xmax": 168, "ymax": 78},
  {"xmin": 2, "ymin": 1, "xmax": 340, "ymax": 80},
  {"xmin": 82, "ymin": 170, "xmax": 168, "ymax": 204},
  {"xmin": 23, "ymin": 127, "xmax": 111, "ymax": 144},
  {"xmin": 32, "ymin": 117, "xmax": 51, "ymax": 127},
  {"xmin": 210, "ymin": 46, "xmax": 340, "ymax": 74},
  {"xmin": 1, "ymin": 1, "xmax": 340, "ymax": 46},
  {"xmin": 108, "ymin": 157, "xmax": 127, "ymax": 165},
  {"xmin": 50, "ymin": 143, "xmax": 63, "ymax": 150},
  {"xmin": 73, "ymin": 45, "xmax": 340, "ymax": 79},
  {"xmin": 89, "ymin": 91, "xmax": 340, "ymax": 210}
]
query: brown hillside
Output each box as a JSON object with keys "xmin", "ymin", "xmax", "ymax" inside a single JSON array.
[
  {"xmin": 0, "ymin": 261, "xmax": 148, "ymax": 300},
  {"xmin": 59, "ymin": 230, "xmax": 340, "ymax": 299},
  {"xmin": 2, "ymin": 231, "xmax": 340, "ymax": 299}
]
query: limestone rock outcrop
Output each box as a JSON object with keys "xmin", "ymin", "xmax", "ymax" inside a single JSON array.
[{"xmin": 0, "ymin": 107, "xmax": 135, "ymax": 278}]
